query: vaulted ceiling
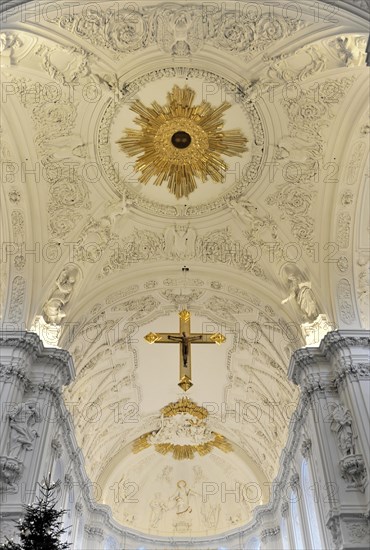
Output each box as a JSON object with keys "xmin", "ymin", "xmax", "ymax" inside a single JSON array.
[{"xmin": 1, "ymin": 0, "xmax": 369, "ymax": 537}]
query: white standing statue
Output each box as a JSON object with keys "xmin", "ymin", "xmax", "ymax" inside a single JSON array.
[
  {"xmin": 8, "ymin": 402, "xmax": 40, "ymax": 462},
  {"xmin": 330, "ymin": 405, "xmax": 355, "ymax": 456},
  {"xmin": 281, "ymin": 274, "xmax": 319, "ymax": 322}
]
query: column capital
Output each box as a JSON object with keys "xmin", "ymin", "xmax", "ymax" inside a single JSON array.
[
  {"xmin": 0, "ymin": 331, "xmax": 75, "ymax": 386},
  {"xmin": 288, "ymin": 330, "xmax": 370, "ymax": 387}
]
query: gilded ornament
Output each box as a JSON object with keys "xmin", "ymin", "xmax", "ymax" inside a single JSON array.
[
  {"xmin": 117, "ymin": 85, "xmax": 247, "ymax": 198},
  {"xmin": 132, "ymin": 397, "xmax": 232, "ymax": 460}
]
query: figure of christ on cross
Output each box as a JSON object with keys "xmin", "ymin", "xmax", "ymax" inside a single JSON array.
[
  {"xmin": 167, "ymin": 332, "xmax": 203, "ymax": 369},
  {"xmin": 144, "ymin": 310, "xmax": 226, "ymax": 391}
]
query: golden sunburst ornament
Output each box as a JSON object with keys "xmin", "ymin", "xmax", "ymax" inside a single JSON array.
[{"xmin": 117, "ymin": 85, "xmax": 248, "ymax": 199}]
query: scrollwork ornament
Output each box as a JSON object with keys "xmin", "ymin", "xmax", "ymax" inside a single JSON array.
[
  {"xmin": 261, "ymin": 526, "xmax": 280, "ymax": 541},
  {"xmin": 337, "ymin": 279, "xmax": 356, "ymax": 325},
  {"xmin": 327, "ymin": 516, "xmax": 343, "ymax": 550},
  {"xmin": 290, "ymin": 472, "xmax": 300, "ymax": 491},
  {"xmin": 0, "ymin": 456, "xmax": 22, "ymax": 492},
  {"xmin": 281, "ymin": 501, "xmax": 289, "ymax": 517},
  {"xmin": 347, "ymin": 522, "xmax": 370, "ymax": 543},
  {"xmin": 84, "ymin": 525, "xmax": 104, "ymax": 540},
  {"xmin": 301, "ymin": 438, "xmax": 312, "ymax": 458},
  {"xmin": 340, "ymin": 454, "xmax": 367, "ymax": 491}
]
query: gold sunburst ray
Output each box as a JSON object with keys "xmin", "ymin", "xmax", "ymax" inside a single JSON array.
[{"xmin": 117, "ymin": 85, "xmax": 248, "ymax": 199}]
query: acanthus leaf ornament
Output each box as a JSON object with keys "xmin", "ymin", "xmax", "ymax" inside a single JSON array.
[{"xmin": 117, "ymin": 85, "xmax": 248, "ymax": 198}]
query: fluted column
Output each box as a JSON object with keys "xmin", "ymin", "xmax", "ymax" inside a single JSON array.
[
  {"xmin": 289, "ymin": 330, "xmax": 370, "ymax": 550},
  {"xmin": 0, "ymin": 331, "xmax": 74, "ymax": 541}
]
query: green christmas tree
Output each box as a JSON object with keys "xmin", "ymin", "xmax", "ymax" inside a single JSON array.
[{"xmin": 1, "ymin": 477, "xmax": 71, "ymax": 550}]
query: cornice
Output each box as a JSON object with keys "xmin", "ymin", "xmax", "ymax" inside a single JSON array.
[
  {"xmin": 0, "ymin": 331, "xmax": 75, "ymax": 385},
  {"xmin": 288, "ymin": 330, "xmax": 370, "ymax": 386}
]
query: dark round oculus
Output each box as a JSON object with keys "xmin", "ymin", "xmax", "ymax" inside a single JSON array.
[{"xmin": 171, "ymin": 131, "xmax": 192, "ymax": 149}]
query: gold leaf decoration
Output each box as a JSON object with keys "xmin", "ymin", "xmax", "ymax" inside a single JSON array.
[
  {"xmin": 161, "ymin": 396, "xmax": 208, "ymax": 419},
  {"xmin": 117, "ymin": 85, "xmax": 248, "ymax": 199},
  {"xmin": 132, "ymin": 397, "xmax": 232, "ymax": 460}
]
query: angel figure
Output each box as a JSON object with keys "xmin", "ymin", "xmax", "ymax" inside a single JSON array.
[
  {"xmin": 281, "ymin": 274, "xmax": 319, "ymax": 322},
  {"xmin": 42, "ymin": 266, "xmax": 78, "ymax": 324},
  {"xmin": 226, "ymin": 196, "xmax": 258, "ymax": 225}
]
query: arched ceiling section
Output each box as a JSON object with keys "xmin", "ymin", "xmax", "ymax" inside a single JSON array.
[{"xmin": 1, "ymin": 0, "xmax": 369, "ymax": 537}]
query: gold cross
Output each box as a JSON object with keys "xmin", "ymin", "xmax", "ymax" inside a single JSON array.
[{"xmin": 144, "ymin": 310, "xmax": 226, "ymax": 391}]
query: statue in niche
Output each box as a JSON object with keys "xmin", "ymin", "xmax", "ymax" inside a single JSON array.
[
  {"xmin": 42, "ymin": 266, "xmax": 78, "ymax": 324},
  {"xmin": 149, "ymin": 492, "xmax": 167, "ymax": 528},
  {"xmin": 281, "ymin": 266, "xmax": 319, "ymax": 322},
  {"xmin": 8, "ymin": 402, "xmax": 41, "ymax": 462},
  {"xmin": 330, "ymin": 404, "xmax": 355, "ymax": 456}
]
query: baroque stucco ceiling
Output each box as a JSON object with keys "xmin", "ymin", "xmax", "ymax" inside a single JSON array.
[{"xmin": 0, "ymin": 0, "xmax": 369, "ymax": 538}]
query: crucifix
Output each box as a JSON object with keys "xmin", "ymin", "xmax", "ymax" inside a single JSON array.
[{"xmin": 144, "ymin": 310, "xmax": 226, "ymax": 391}]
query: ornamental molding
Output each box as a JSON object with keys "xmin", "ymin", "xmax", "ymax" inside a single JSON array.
[
  {"xmin": 288, "ymin": 347, "xmax": 318, "ymax": 385},
  {"xmin": 97, "ymin": 66, "xmax": 265, "ymax": 218},
  {"xmin": 327, "ymin": 515, "xmax": 343, "ymax": 550},
  {"xmin": 132, "ymin": 397, "xmax": 232, "ymax": 460},
  {"xmin": 281, "ymin": 501, "xmax": 289, "ymax": 517},
  {"xmin": 327, "ymin": 514, "xmax": 370, "ymax": 550},
  {"xmin": 320, "ymin": 331, "xmax": 370, "ymax": 354},
  {"xmin": 4, "ymin": 75, "xmax": 91, "ymax": 239},
  {"xmin": 117, "ymin": 84, "xmax": 248, "ymax": 199},
  {"xmin": 0, "ymin": 456, "xmax": 23, "ymax": 493},
  {"xmin": 84, "ymin": 525, "xmax": 104, "ymax": 540},
  {"xmin": 301, "ymin": 438, "xmax": 312, "ymax": 458},
  {"xmin": 0, "ymin": 363, "xmax": 29, "ymax": 387},
  {"xmin": 52, "ymin": 4, "xmax": 304, "ymax": 59},
  {"xmin": 347, "ymin": 521, "xmax": 370, "ymax": 543},
  {"xmin": 261, "ymin": 526, "xmax": 280, "ymax": 541},
  {"xmin": 340, "ymin": 454, "xmax": 367, "ymax": 491},
  {"xmin": 0, "ymin": 331, "xmax": 75, "ymax": 385},
  {"xmin": 289, "ymin": 331, "xmax": 370, "ymax": 385},
  {"xmin": 100, "ymin": 226, "xmax": 266, "ymax": 279},
  {"xmin": 266, "ymin": 76, "xmax": 355, "ymax": 256},
  {"xmin": 334, "ymin": 361, "xmax": 370, "ymax": 387},
  {"xmin": 7, "ymin": 276, "xmax": 25, "ymax": 323},
  {"xmin": 290, "ymin": 472, "xmax": 300, "ymax": 491},
  {"xmin": 2, "ymin": 1, "xmax": 369, "ymax": 25}
]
